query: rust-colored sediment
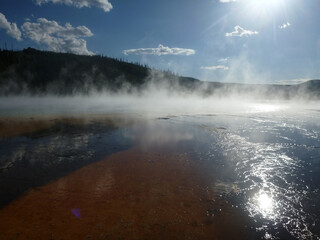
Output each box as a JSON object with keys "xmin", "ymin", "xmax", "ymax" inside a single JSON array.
[
  {"xmin": 0, "ymin": 148, "xmax": 248, "ymax": 240},
  {"xmin": 0, "ymin": 118, "xmax": 55, "ymax": 138},
  {"xmin": 0, "ymin": 114, "xmax": 137, "ymax": 138}
]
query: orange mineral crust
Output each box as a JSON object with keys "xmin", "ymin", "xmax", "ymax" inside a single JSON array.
[
  {"xmin": 0, "ymin": 114, "xmax": 138, "ymax": 138},
  {"xmin": 0, "ymin": 118, "xmax": 55, "ymax": 138},
  {"xmin": 0, "ymin": 148, "xmax": 248, "ymax": 240}
]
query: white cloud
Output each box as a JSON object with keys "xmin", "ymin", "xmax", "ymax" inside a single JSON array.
[
  {"xmin": 201, "ymin": 65, "xmax": 229, "ymax": 70},
  {"xmin": 123, "ymin": 44, "xmax": 195, "ymax": 56},
  {"xmin": 34, "ymin": 0, "xmax": 113, "ymax": 12},
  {"xmin": 21, "ymin": 18, "xmax": 94, "ymax": 55},
  {"xmin": 279, "ymin": 22, "xmax": 291, "ymax": 29},
  {"xmin": 0, "ymin": 12, "xmax": 22, "ymax": 41},
  {"xmin": 220, "ymin": 0, "xmax": 237, "ymax": 2},
  {"xmin": 226, "ymin": 25, "xmax": 258, "ymax": 37},
  {"xmin": 218, "ymin": 57, "xmax": 229, "ymax": 63}
]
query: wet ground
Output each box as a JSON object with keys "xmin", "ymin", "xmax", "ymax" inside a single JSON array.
[
  {"xmin": 0, "ymin": 116, "xmax": 132, "ymax": 208},
  {"xmin": 0, "ymin": 147, "xmax": 251, "ymax": 240},
  {"xmin": 0, "ymin": 115, "xmax": 255, "ymax": 240},
  {"xmin": 0, "ymin": 107, "xmax": 320, "ymax": 239}
]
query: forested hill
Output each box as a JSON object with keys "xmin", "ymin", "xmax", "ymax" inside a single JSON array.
[
  {"xmin": 0, "ymin": 48, "xmax": 200, "ymax": 95},
  {"xmin": 0, "ymin": 48, "xmax": 319, "ymax": 99}
]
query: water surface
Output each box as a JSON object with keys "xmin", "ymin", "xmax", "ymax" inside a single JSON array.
[{"xmin": 0, "ymin": 100, "xmax": 320, "ymax": 239}]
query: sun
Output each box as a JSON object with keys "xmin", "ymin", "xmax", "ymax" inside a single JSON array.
[
  {"xmin": 249, "ymin": 0, "xmax": 281, "ymax": 9},
  {"xmin": 244, "ymin": 0, "xmax": 285, "ymax": 18}
]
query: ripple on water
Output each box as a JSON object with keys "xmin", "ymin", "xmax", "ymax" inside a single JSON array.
[{"xmin": 185, "ymin": 111, "xmax": 320, "ymax": 239}]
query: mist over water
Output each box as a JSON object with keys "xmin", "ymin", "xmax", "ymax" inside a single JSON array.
[
  {"xmin": 1, "ymin": 0, "xmax": 320, "ymax": 236},
  {"xmin": 1, "ymin": 87, "xmax": 320, "ymax": 239},
  {"xmin": 1, "ymin": 87, "xmax": 318, "ymax": 117}
]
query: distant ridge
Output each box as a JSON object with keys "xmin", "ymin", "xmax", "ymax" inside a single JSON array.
[{"xmin": 0, "ymin": 48, "xmax": 319, "ymax": 99}]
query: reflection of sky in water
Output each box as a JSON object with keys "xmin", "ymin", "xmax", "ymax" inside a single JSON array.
[
  {"xmin": 124, "ymin": 121, "xmax": 195, "ymax": 151},
  {"xmin": 178, "ymin": 106, "xmax": 320, "ymax": 239},
  {"xmin": 0, "ymin": 132, "xmax": 93, "ymax": 171},
  {"xmin": 1, "ymin": 101, "xmax": 320, "ymax": 239},
  {"xmin": 0, "ymin": 121, "xmax": 131, "ymax": 208}
]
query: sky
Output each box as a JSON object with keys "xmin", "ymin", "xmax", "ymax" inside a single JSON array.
[{"xmin": 0, "ymin": 0, "xmax": 319, "ymax": 84}]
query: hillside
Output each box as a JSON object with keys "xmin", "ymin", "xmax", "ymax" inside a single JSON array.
[
  {"xmin": 0, "ymin": 48, "xmax": 319, "ymax": 99},
  {"xmin": 0, "ymin": 48, "xmax": 204, "ymax": 95},
  {"xmin": 0, "ymin": 48, "xmax": 150, "ymax": 95}
]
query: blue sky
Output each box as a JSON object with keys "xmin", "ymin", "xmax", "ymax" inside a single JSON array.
[{"xmin": 0, "ymin": 0, "xmax": 319, "ymax": 84}]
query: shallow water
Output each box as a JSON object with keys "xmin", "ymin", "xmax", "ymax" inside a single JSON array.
[
  {"xmin": 0, "ymin": 119, "xmax": 132, "ymax": 208},
  {"xmin": 0, "ymin": 100, "xmax": 320, "ymax": 239},
  {"xmin": 176, "ymin": 109, "xmax": 320, "ymax": 239}
]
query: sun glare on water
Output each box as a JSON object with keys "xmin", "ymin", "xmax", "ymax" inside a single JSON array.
[
  {"xmin": 246, "ymin": 102, "xmax": 286, "ymax": 113},
  {"xmin": 258, "ymin": 193, "xmax": 273, "ymax": 211},
  {"xmin": 255, "ymin": 192, "xmax": 276, "ymax": 219}
]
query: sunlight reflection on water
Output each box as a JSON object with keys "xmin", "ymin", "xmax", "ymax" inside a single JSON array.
[
  {"xmin": 248, "ymin": 103, "xmax": 286, "ymax": 113},
  {"xmin": 256, "ymin": 192, "xmax": 274, "ymax": 218},
  {"xmin": 1, "ymin": 98, "xmax": 319, "ymax": 239},
  {"xmin": 181, "ymin": 105, "xmax": 320, "ymax": 239}
]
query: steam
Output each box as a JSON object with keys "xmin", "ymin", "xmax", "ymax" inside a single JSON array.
[
  {"xmin": 0, "ymin": 53, "xmax": 319, "ymax": 119},
  {"xmin": 0, "ymin": 68, "xmax": 319, "ymax": 119}
]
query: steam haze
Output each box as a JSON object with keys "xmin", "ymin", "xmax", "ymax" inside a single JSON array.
[{"xmin": 1, "ymin": 1, "xmax": 320, "ymax": 240}]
